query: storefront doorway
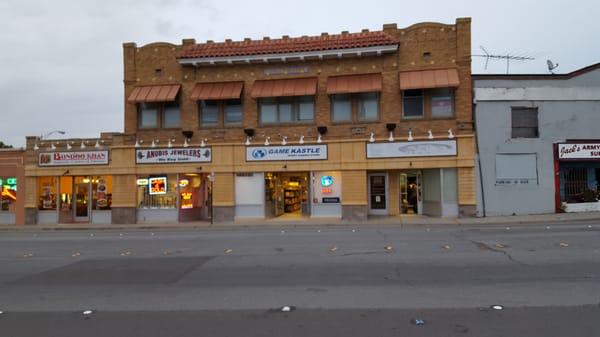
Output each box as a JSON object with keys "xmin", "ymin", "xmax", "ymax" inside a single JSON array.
[
  {"xmin": 400, "ymin": 171, "xmax": 422, "ymax": 215},
  {"xmin": 178, "ymin": 173, "xmax": 209, "ymax": 222},
  {"xmin": 74, "ymin": 178, "xmax": 89, "ymax": 222},
  {"xmin": 368, "ymin": 172, "xmax": 387, "ymax": 215},
  {"xmin": 265, "ymin": 172, "xmax": 310, "ymax": 218}
]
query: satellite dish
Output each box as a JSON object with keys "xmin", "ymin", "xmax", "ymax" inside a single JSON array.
[{"xmin": 547, "ymin": 59, "xmax": 559, "ymax": 74}]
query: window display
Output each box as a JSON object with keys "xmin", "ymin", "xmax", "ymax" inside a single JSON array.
[
  {"xmin": 38, "ymin": 176, "xmax": 57, "ymax": 210},
  {"xmin": 137, "ymin": 174, "xmax": 177, "ymax": 209},
  {"xmin": 0, "ymin": 177, "xmax": 17, "ymax": 212}
]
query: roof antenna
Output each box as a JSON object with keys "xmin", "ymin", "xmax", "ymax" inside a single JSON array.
[
  {"xmin": 472, "ymin": 46, "xmax": 535, "ymax": 74},
  {"xmin": 547, "ymin": 59, "xmax": 559, "ymax": 74}
]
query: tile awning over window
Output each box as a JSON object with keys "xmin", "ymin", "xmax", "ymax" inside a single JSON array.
[
  {"xmin": 399, "ymin": 68, "xmax": 460, "ymax": 90},
  {"xmin": 326, "ymin": 73, "xmax": 382, "ymax": 94},
  {"xmin": 190, "ymin": 81, "xmax": 244, "ymax": 100},
  {"xmin": 251, "ymin": 77, "xmax": 317, "ymax": 98},
  {"xmin": 127, "ymin": 84, "xmax": 181, "ymax": 103}
]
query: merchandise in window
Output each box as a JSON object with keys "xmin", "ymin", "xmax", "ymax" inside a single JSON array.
[
  {"xmin": 38, "ymin": 176, "xmax": 57, "ymax": 210},
  {"xmin": 0, "ymin": 177, "xmax": 17, "ymax": 213},
  {"xmin": 137, "ymin": 175, "xmax": 178, "ymax": 209}
]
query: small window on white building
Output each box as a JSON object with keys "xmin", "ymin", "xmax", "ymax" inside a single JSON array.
[
  {"xmin": 511, "ymin": 107, "xmax": 538, "ymax": 138},
  {"xmin": 495, "ymin": 153, "xmax": 538, "ymax": 185}
]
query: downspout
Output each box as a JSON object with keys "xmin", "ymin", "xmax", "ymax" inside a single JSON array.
[{"xmin": 473, "ymin": 96, "xmax": 487, "ymax": 217}]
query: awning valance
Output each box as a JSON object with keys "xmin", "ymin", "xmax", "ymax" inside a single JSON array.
[
  {"xmin": 127, "ymin": 85, "xmax": 181, "ymax": 103},
  {"xmin": 326, "ymin": 73, "xmax": 382, "ymax": 94},
  {"xmin": 399, "ymin": 68, "xmax": 460, "ymax": 90},
  {"xmin": 251, "ymin": 77, "xmax": 317, "ymax": 98},
  {"xmin": 190, "ymin": 81, "xmax": 244, "ymax": 100}
]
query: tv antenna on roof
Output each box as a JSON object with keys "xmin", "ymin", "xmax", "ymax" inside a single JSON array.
[
  {"xmin": 547, "ymin": 59, "xmax": 559, "ymax": 74},
  {"xmin": 472, "ymin": 46, "xmax": 535, "ymax": 74}
]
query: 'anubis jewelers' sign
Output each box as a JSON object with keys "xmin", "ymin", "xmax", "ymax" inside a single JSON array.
[{"xmin": 136, "ymin": 147, "xmax": 212, "ymax": 164}]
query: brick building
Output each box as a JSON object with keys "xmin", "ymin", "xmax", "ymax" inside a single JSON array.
[{"xmin": 23, "ymin": 18, "xmax": 475, "ymax": 224}]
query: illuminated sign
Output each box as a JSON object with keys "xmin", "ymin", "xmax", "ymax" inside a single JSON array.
[
  {"xmin": 178, "ymin": 179, "xmax": 190, "ymax": 187},
  {"xmin": 148, "ymin": 177, "xmax": 167, "ymax": 195},
  {"xmin": 39, "ymin": 151, "xmax": 109, "ymax": 166},
  {"xmin": 136, "ymin": 178, "xmax": 149, "ymax": 186},
  {"xmin": 180, "ymin": 192, "xmax": 193, "ymax": 209},
  {"xmin": 6, "ymin": 177, "xmax": 16, "ymax": 185},
  {"xmin": 321, "ymin": 188, "xmax": 333, "ymax": 194},
  {"xmin": 321, "ymin": 176, "xmax": 333, "ymax": 187}
]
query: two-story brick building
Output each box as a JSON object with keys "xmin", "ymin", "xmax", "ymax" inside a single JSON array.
[{"xmin": 22, "ymin": 18, "xmax": 476, "ymax": 225}]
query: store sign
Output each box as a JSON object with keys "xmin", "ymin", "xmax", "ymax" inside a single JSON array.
[
  {"xmin": 149, "ymin": 177, "xmax": 167, "ymax": 195},
  {"xmin": 322, "ymin": 197, "xmax": 340, "ymax": 203},
  {"xmin": 366, "ymin": 140, "xmax": 457, "ymax": 158},
  {"xmin": 38, "ymin": 151, "xmax": 109, "ymax": 166},
  {"xmin": 321, "ymin": 176, "xmax": 333, "ymax": 187},
  {"xmin": 558, "ymin": 143, "xmax": 600, "ymax": 160},
  {"xmin": 136, "ymin": 178, "xmax": 149, "ymax": 186},
  {"xmin": 246, "ymin": 145, "xmax": 327, "ymax": 161},
  {"xmin": 136, "ymin": 147, "xmax": 212, "ymax": 164}
]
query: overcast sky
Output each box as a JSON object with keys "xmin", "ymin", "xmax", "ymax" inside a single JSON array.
[{"xmin": 1, "ymin": 0, "xmax": 598, "ymax": 147}]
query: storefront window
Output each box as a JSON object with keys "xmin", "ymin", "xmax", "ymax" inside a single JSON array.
[
  {"xmin": 92, "ymin": 176, "xmax": 112, "ymax": 210},
  {"xmin": 137, "ymin": 174, "xmax": 177, "ymax": 209},
  {"xmin": 0, "ymin": 177, "xmax": 17, "ymax": 213},
  {"xmin": 38, "ymin": 176, "xmax": 57, "ymax": 210}
]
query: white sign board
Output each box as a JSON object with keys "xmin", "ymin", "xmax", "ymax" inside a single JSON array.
[
  {"xmin": 558, "ymin": 143, "xmax": 600, "ymax": 160},
  {"xmin": 136, "ymin": 147, "xmax": 212, "ymax": 164},
  {"xmin": 38, "ymin": 151, "xmax": 109, "ymax": 166},
  {"xmin": 366, "ymin": 140, "xmax": 457, "ymax": 158},
  {"xmin": 246, "ymin": 145, "xmax": 327, "ymax": 161}
]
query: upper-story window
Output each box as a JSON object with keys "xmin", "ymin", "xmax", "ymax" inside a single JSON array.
[
  {"xmin": 331, "ymin": 92, "xmax": 380, "ymax": 123},
  {"xmin": 138, "ymin": 101, "xmax": 180, "ymax": 129},
  {"xmin": 402, "ymin": 88, "xmax": 455, "ymax": 119},
  {"xmin": 328, "ymin": 73, "xmax": 382, "ymax": 123},
  {"xmin": 511, "ymin": 107, "xmax": 538, "ymax": 138},
  {"xmin": 199, "ymin": 99, "xmax": 243, "ymax": 127},
  {"xmin": 399, "ymin": 68, "xmax": 459, "ymax": 119},
  {"xmin": 259, "ymin": 96, "xmax": 314, "ymax": 124}
]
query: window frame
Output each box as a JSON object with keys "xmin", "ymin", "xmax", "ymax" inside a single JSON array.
[
  {"xmin": 258, "ymin": 95, "xmax": 315, "ymax": 125},
  {"xmin": 330, "ymin": 92, "xmax": 381, "ymax": 124},
  {"xmin": 402, "ymin": 89, "xmax": 425, "ymax": 119},
  {"xmin": 430, "ymin": 88, "xmax": 455, "ymax": 119},
  {"xmin": 137, "ymin": 99, "xmax": 181, "ymax": 130},
  {"xmin": 511, "ymin": 107, "xmax": 539, "ymax": 138},
  {"xmin": 198, "ymin": 99, "xmax": 244, "ymax": 128},
  {"xmin": 401, "ymin": 88, "xmax": 457, "ymax": 120}
]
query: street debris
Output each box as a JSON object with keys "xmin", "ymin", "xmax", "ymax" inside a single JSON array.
[
  {"xmin": 151, "ymin": 232, "xmax": 155, "ymax": 236},
  {"xmin": 490, "ymin": 305, "xmax": 504, "ymax": 310},
  {"xmin": 426, "ymin": 228, "xmax": 431, "ymax": 232},
  {"xmin": 546, "ymin": 226, "xmax": 551, "ymax": 229},
  {"xmin": 90, "ymin": 233, "xmax": 94, "ymax": 237},
  {"xmin": 22, "ymin": 253, "xmax": 33, "ymax": 258},
  {"xmin": 280, "ymin": 306, "xmax": 295, "ymax": 312},
  {"xmin": 120, "ymin": 251, "xmax": 132, "ymax": 256},
  {"xmin": 494, "ymin": 243, "xmax": 506, "ymax": 249},
  {"xmin": 281, "ymin": 230, "xmax": 285, "ymax": 234},
  {"xmin": 224, "ymin": 248, "xmax": 233, "ymax": 254},
  {"xmin": 352, "ymin": 229, "xmax": 356, "ymax": 233},
  {"xmin": 505, "ymin": 227, "xmax": 511, "ymax": 231},
  {"xmin": 163, "ymin": 250, "xmax": 172, "ymax": 256},
  {"xmin": 317, "ymin": 229, "xmax": 321, "ymax": 233},
  {"xmin": 442, "ymin": 245, "xmax": 451, "ymax": 250},
  {"xmin": 384, "ymin": 245, "xmax": 393, "ymax": 252},
  {"xmin": 411, "ymin": 319, "xmax": 426, "ymax": 326},
  {"xmin": 329, "ymin": 246, "xmax": 338, "ymax": 252},
  {"xmin": 559, "ymin": 242, "xmax": 569, "ymax": 247},
  {"xmin": 71, "ymin": 252, "xmax": 81, "ymax": 257}
]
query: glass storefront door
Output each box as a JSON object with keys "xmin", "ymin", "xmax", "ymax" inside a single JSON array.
[
  {"xmin": 74, "ymin": 177, "xmax": 90, "ymax": 222},
  {"xmin": 368, "ymin": 173, "xmax": 387, "ymax": 215}
]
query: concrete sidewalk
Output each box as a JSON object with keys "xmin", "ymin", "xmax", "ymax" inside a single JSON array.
[{"xmin": 1, "ymin": 211, "xmax": 600, "ymax": 231}]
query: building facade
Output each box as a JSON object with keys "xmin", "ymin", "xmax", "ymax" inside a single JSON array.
[
  {"xmin": 0, "ymin": 148, "xmax": 25, "ymax": 225},
  {"xmin": 474, "ymin": 63, "xmax": 600, "ymax": 216},
  {"xmin": 22, "ymin": 18, "xmax": 476, "ymax": 225}
]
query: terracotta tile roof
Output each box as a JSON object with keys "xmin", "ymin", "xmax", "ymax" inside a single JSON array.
[
  {"xmin": 327, "ymin": 73, "xmax": 382, "ymax": 94},
  {"xmin": 399, "ymin": 68, "xmax": 460, "ymax": 90},
  {"xmin": 127, "ymin": 84, "xmax": 181, "ymax": 103},
  {"xmin": 177, "ymin": 31, "xmax": 398, "ymax": 59}
]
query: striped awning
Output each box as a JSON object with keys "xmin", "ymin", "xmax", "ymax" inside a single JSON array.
[
  {"xmin": 251, "ymin": 77, "xmax": 317, "ymax": 98},
  {"xmin": 399, "ymin": 68, "xmax": 460, "ymax": 90},
  {"xmin": 326, "ymin": 73, "xmax": 382, "ymax": 94},
  {"xmin": 127, "ymin": 84, "xmax": 181, "ymax": 103},
  {"xmin": 190, "ymin": 81, "xmax": 244, "ymax": 100}
]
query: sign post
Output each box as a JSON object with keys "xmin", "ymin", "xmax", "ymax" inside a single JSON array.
[{"xmin": 208, "ymin": 172, "xmax": 216, "ymax": 225}]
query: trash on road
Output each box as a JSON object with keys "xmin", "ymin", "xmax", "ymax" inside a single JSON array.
[
  {"xmin": 82, "ymin": 310, "xmax": 93, "ymax": 317},
  {"xmin": 490, "ymin": 305, "xmax": 504, "ymax": 310},
  {"xmin": 352, "ymin": 229, "xmax": 356, "ymax": 233},
  {"xmin": 163, "ymin": 250, "xmax": 172, "ymax": 256},
  {"xmin": 22, "ymin": 253, "xmax": 33, "ymax": 258},
  {"xmin": 280, "ymin": 306, "xmax": 295, "ymax": 312},
  {"xmin": 71, "ymin": 252, "xmax": 81, "ymax": 257},
  {"xmin": 442, "ymin": 245, "xmax": 451, "ymax": 250},
  {"xmin": 411, "ymin": 319, "xmax": 426, "ymax": 326},
  {"xmin": 329, "ymin": 246, "xmax": 338, "ymax": 252},
  {"xmin": 384, "ymin": 245, "xmax": 393, "ymax": 252},
  {"xmin": 494, "ymin": 243, "xmax": 506, "ymax": 249},
  {"xmin": 559, "ymin": 242, "xmax": 569, "ymax": 247},
  {"xmin": 224, "ymin": 248, "xmax": 233, "ymax": 254},
  {"xmin": 505, "ymin": 227, "xmax": 511, "ymax": 231},
  {"xmin": 120, "ymin": 251, "xmax": 132, "ymax": 256}
]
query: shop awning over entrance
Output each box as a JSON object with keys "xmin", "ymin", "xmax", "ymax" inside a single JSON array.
[
  {"xmin": 326, "ymin": 73, "xmax": 382, "ymax": 94},
  {"xmin": 190, "ymin": 81, "xmax": 244, "ymax": 100},
  {"xmin": 127, "ymin": 84, "xmax": 181, "ymax": 103},
  {"xmin": 399, "ymin": 68, "xmax": 460, "ymax": 90},
  {"xmin": 251, "ymin": 77, "xmax": 317, "ymax": 98}
]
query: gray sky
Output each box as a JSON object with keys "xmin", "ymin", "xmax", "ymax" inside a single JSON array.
[{"xmin": 1, "ymin": 0, "xmax": 598, "ymax": 147}]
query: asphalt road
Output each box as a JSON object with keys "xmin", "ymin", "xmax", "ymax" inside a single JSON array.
[{"xmin": 1, "ymin": 222, "xmax": 599, "ymax": 336}]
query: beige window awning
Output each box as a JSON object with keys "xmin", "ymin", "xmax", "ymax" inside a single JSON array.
[
  {"xmin": 399, "ymin": 68, "xmax": 460, "ymax": 90},
  {"xmin": 190, "ymin": 81, "xmax": 244, "ymax": 100},
  {"xmin": 127, "ymin": 84, "xmax": 181, "ymax": 103},
  {"xmin": 326, "ymin": 73, "xmax": 382, "ymax": 94},
  {"xmin": 251, "ymin": 77, "xmax": 317, "ymax": 98}
]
